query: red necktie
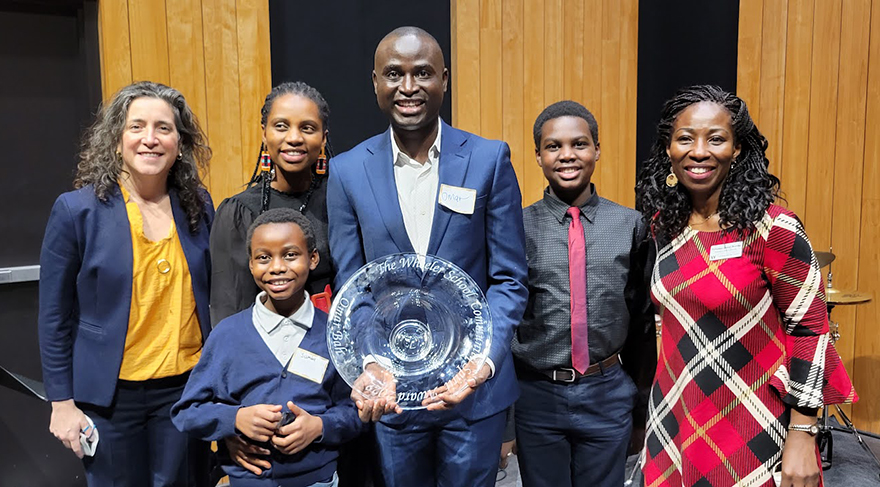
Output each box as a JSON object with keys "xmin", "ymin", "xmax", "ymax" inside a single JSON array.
[{"xmin": 567, "ymin": 207, "xmax": 589, "ymax": 374}]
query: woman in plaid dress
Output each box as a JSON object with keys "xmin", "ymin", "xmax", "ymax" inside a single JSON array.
[{"xmin": 635, "ymin": 85, "xmax": 856, "ymax": 487}]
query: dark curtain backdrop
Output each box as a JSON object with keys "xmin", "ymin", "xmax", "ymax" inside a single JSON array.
[
  {"xmin": 0, "ymin": 2, "xmax": 100, "ymax": 486},
  {"xmin": 636, "ymin": 0, "xmax": 740, "ymax": 173},
  {"xmin": 268, "ymin": 0, "xmax": 452, "ymax": 156}
]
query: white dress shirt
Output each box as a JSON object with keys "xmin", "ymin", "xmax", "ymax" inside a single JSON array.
[
  {"xmin": 391, "ymin": 121, "xmax": 442, "ymax": 256},
  {"xmin": 388, "ymin": 123, "xmax": 495, "ymax": 378},
  {"xmin": 252, "ymin": 291, "xmax": 314, "ymax": 366}
]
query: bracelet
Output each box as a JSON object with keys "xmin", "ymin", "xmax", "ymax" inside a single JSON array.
[{"xmin": 788, "ymin": 423, "xmax": 819, "ymax": 436}]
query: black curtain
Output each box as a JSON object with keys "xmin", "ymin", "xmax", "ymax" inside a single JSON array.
[
  {"xmin": 636, "ymin": 0, "xmax": 740, "ymax": 173},
  {"xmin": 268, "ymin": 0, "xmax": 452, "ymax": 156}
]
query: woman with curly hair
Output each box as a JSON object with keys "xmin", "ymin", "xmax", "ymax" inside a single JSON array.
[
  {"xmin": 635, "ymin": 85, "xmax": 856, "ymax": 487},
  {"xmin": 38, "ymin": 81, "xmax": 214, "ymax": 485}
]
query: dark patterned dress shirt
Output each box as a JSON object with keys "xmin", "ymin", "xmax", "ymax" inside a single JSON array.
[{"xmin": 512, "ymin": 185, "xmax": 655, "ymax": 384}]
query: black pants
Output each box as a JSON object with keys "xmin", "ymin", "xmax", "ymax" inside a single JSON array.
[
  {"xmin": 81, "ymin": 375, "xmax": 210, "ymax": 487},
  {"xmin": 514, "ymin": 363, "xmax": 636, "ymax": 487}
]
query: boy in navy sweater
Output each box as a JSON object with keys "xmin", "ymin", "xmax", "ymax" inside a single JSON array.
[{"xmin": 172, "ymin": 208, "xmax": 362, "ymax": 487}]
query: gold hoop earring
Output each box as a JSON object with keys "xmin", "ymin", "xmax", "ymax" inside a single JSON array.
[{"xmin": 665, "ymin": 171, "xmax": 678, "ymax": 188}]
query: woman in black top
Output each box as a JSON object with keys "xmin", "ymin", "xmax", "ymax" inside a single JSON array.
[{"xmin": 210, "ymin": 81, "xmax": 334, "ymax": 325}]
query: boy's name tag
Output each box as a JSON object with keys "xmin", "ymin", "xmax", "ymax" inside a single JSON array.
[
  {"xmin": 438, "ymin": 184, "xmax": 477, "ymax": 215},
  {"xmin": 709, "ymin": 241, "xmax": 744, "ymax": 261},
  {"xmin": 287, "ymin": 348, "xmax": 329, "ymax": 384}
]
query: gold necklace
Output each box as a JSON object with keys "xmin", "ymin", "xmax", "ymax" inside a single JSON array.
[{"xmin": 690, "ymin": 211, "xmax": 718, "ymax": 226}]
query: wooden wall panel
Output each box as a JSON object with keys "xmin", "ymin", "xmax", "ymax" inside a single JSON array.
[
  {"xmin": 453, "ymin": 0, "xmax": 639, "ymax": 207},
  {"xmin": 236, "ymin": 0, "xmax": 273, "ymax": 181},
  {"xmin": 596, "ymin": 0, "xmax": 621, "ymax": 204},
  {"xmin": 98, "ymin": 0, "xmax": 271, "ymax": 204},
  {"xmin": 98, "ymin": 0, "xmax": 132, "ymax": 98},
  {"xmin": 451, "ymin": 0, "xmax": 481, "ymax": 134},
  {"xmin": 779, "ymin": 0, "xmax": 814, "ymax": 217},
  {"xmin": 501, "ymin": 0, "xmax": 525, "ymax": 187},
  {"xmin": 201, "ymin": 0, "xmax": 243, "ymax": 200},
  {"xmin": 617, "ymin": 0, "xmax": 638, "ymax": 208},
  {"xmin": 521, "ymin": 0, "xmax": 545, "ymax": 201},
  {"xmin": 543, "ymin": 1, "xmax": 564, "ymax": 105},
  {"xmin": 480, "ymin": 0, "xmax": 503, "ymax": 141},
  {"xmin": 854, "ymin": 0, "xmax": 880, "ymax": 433},
  {"xmin": 737, "ymin": 0, "xmax": 764, "ymax": 123},
  {"xmin": 166, "ymin": 0, "xmax": 209, "ymax": 181},
  {"xmin": 829, "ymin": 0, "xmax": 871, "ymax": 419},
  {"xmin": 757, "ymin": 0, "xmax": 787, "ymax": 180},
  {"xmin": 804, "ymin": 0, "xmax": 841, "ymax": 252},
  {"xmin": 127, "ymin": 0, "xmax": 170, "ymax": 85},
  {"xmin": 738, "ymin": 0, "xmax": 880, "ymax": 430}
]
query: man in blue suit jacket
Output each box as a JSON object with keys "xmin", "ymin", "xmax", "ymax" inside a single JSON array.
[{"xmin": 327, "ymin": 26, "xmax": 528, "ymax": 487}]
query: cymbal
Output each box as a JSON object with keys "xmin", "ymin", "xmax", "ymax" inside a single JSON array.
[
  {"xmin": 826, "ymin": 288, "xmax": 872, "ymax": 305},
  {"xmin": 815, "ymin": 251, "xmax": 836, "ymax": 268}
]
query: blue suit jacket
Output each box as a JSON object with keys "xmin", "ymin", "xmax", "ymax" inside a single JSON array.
[
  {"xmin": 327, "ymin": 122, "xmax": 528, "ymax": 421},
  {"xmin": 38, "ymin": 185, "xmax": 214, "ymax": 407}
]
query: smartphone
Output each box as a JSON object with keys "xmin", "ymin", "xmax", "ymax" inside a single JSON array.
[{"xmin": 278, "ymin": 410, "xmax": 296, "ymax": 430}]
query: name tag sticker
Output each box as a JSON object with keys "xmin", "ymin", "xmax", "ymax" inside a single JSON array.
[
  {"xmin": 288, "ymin": 348, "xmax": 329, "ymax": 384},
  {"xmin": 438, "ymin": 184, "xmax": 477, "ymax": 215},
  {"xmin": 709, "ymin": 241, "xmax": 744, "ymax": 261}
]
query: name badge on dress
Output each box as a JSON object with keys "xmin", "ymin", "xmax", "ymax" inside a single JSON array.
[
  {"xmin": 709, "ymin": 241, "xmax": 744, "ymax": 261},
  {"xmin": 287, "ymin": 348, "xmax": 329, "ymax": 383},
  {"xmin": 438, "ymin": 184, "xmax": 477, "ymax": 214}
]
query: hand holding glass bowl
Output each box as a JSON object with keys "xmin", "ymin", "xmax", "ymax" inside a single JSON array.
[{"xmin": 327, "ymin": 254, "xmax": 492, "ymax": 418}]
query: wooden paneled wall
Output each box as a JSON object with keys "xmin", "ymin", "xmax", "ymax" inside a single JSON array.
[
  {"xmin": 451, "ymin": 0, "xmax": 639, "ymax": 207},
  {"xmin": 97, "ymin": 0, "xmax": 272, "ymax": 203},
  {"xmin": 738, "ymin": 0, "xmax": 880, "ymax": 431}
]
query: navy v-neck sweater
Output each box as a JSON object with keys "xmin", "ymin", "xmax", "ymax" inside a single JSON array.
[{"xmin": 172, "ymin": 307, "xmax": 362, "ymax": 486}]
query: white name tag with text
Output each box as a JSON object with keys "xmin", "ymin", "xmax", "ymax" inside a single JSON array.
[
  {"xmin": 287, "ymin": 348, "xmax": 329, "ymax": 384},
  {"xmin": 709, "ymin": 241, "xmax": 744, "ymax": 261},
  {"xmin": 438, "ymin": 184, "xmax": 477, "ymax": 215}
]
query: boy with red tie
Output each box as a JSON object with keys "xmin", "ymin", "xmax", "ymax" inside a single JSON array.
[{"xmin": 511, "ymin": 101, "xmax": 656, "ymax": 487}]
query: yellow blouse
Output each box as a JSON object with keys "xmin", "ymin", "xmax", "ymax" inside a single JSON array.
[{"xmin": 118, "ymin": 185, "xmax": 202, "ymax": 381}]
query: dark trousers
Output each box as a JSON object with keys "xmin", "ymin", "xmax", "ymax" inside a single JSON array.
[
  {"xmin": 80, "ymin": 376, "xmax": 209, "ymax": 487},
  {"xmin": 514, "ymin": 363, "xmax": 636, "ymax": 487},
  {"xmin": 375, "ymin": 409, "xmax": 506, "ymax": 487},
  {"xmin": 337, "ymin": 425, "xmax": 384, "ymax": 487}
]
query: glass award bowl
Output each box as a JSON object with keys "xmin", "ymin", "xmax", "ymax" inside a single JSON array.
[{"xmin": 327, "ymin": 253, "xmax": 492, "ymax": 410}]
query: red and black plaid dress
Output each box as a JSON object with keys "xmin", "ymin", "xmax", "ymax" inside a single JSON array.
[{"xmin": 642, "ymin": 205, "xmax": 857, "ymax": 487}]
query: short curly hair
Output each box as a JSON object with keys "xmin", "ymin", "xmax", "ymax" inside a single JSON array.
[
  {"xmin": 246, "ymin": 208, "xmax": 316, "ymax": 257},
  {"xmin": 533, "ymin": 100, "xmax": 599, "ymax": 149},
  {"xmin": 74, "ymin": 81, "xmax": 211, "ymax": 232},
  {"xmin": 635, "ymin": 85, "xmax": 781, "ymax": 242}
]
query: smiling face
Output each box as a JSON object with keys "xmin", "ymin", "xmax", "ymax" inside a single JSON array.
[
  {"xmin": 118, "ymin": 97, "xmax": 180, "ymax": 181},
  {"xmin": 248, "ymin": 222, "xmax": 319, "ymax": 316},
  {"xmin": 372, "ymin": 33, "xmax": 448, "ymax": 133},
  {"xmin": 536, "ymin": 116, "xmax": 599, "ymax": 207},
  {"xmin": 667, "ymin": 101, "xmax": 741, "ymax": 204},
  {"xmin": 262, "ymin": 93, "xmax": 327, "ymax": 182}
]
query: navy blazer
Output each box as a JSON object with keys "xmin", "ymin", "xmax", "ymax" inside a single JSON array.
[
  {"xmin": 38, "ymin": 185, "xmax": 214, "ymax": 407},
  {"xmin": 327, "ymin": 121, "xmax": 529, "ymax": 421}
]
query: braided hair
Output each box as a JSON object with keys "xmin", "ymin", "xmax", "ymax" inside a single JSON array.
[
  {"xmin": 247, "ymin": 81, "xmax": 331, "ymax": 213},
  {"xmin": 635, "ymin": 85, "xmax": 781, "ymax": 242}
]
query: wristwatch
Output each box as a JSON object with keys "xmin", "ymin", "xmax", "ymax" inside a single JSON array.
[{"xmin": 788, "ymin": 423, "xmax": 820, "ymax": 436}]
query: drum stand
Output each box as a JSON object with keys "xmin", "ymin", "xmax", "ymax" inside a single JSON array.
[{"xmin": 819, "ymin": 297, "xmax": 880, "ymax": 478}]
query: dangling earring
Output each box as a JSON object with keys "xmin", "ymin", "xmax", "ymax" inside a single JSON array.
[
  {"xmin": 315, "ymin": 145, "xmax": 328, "ymax": 175},
  {"xmin": 259, "ymin": 147, "xmax": 272, "ymax": 214},
  {"xmin": 260, "ymin": 148, "xmax": 272, "ymax": 173},
  {"xmin": 665, "ymin": 170, "xmax": 678, "ymax": 188}
]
